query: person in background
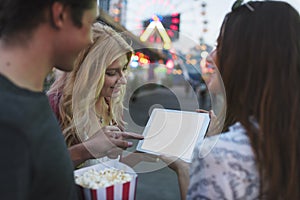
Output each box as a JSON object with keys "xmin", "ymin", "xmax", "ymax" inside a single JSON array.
[
  {"xmin": 48, "ymin": 22, "xmax": 144, "ymax": 167},
  {"xmin": 0, "ymin": 0, "xmax": 98, "ymax": 199},
  {"xmin": 168, "ymin": 1, "xmax": 300, "ymax": 199}
]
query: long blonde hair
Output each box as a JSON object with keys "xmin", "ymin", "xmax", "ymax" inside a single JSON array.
[{"xmin": 48, "ymin": 23, "xmax": 133, "ymax": 146}]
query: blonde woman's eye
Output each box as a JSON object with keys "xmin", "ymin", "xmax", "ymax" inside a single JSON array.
[{"xmin": 105, "ymin": 71, "xmax": 116, "ymax": 76}]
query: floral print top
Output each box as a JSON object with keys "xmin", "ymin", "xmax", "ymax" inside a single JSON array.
[{"xmin": 188, "ymin": 122, "xmax": 260, "ymax": 200}]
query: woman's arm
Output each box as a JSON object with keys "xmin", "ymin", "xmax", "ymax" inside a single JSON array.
[
  {"xmin": 160, "ymin": 156, "xmax": 190, "ymax": 200},
  {"xmin": 175, "ymin": 163, "xmax": 190, "ymax": 200},
  {"xmin": 69, "ymin": 143, "xmax": 93, "ymax": 167}
]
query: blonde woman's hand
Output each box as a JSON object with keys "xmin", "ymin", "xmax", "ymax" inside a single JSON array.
[
  {"xmin": 103, "ymin": 126, "xmax": 144, "ymax": 159},
  {"xmin": 87, "ymin": 126, "xmax": 143, "ymax": 159},
  {"xmin": 82, "ymin": 129, "xmax": 129, "ymax": 159},
  {"xmin": 101, "ymin": 126, "xmax": 144, "ymax": 140},
  {"xmin": 69, "ymin": 126, "xmax": 143, "ymax": 166}
]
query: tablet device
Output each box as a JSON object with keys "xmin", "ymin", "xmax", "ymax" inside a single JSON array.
[{"xmin": 136, "ymin": 108, "xmax": 210, "ymax": 162}]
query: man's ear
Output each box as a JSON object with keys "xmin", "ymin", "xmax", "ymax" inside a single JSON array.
[{"xmin": 50, "ymin": 2, "xmax": 66, "ymax": 29}]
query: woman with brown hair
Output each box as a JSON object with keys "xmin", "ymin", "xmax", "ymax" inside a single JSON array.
[{"xmin": 169, "ymin": 1, "xmax": 300, "ymax": 199}]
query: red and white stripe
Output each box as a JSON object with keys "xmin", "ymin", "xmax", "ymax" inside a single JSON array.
[{"xmin": 80, "ymin": 177, "xmax": 137, "ymax": 200}]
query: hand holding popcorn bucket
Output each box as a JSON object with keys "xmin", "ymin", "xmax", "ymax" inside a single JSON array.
[{"xmin": 74, "ymin": 160, "xmax": 138, "ymax": 200}]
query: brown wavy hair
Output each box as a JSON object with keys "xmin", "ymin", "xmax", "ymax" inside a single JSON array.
[{"xmin": 216, "ymin": 1, "xmax": 300, "ymax": 199}]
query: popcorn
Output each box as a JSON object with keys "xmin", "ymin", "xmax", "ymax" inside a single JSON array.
[
  {"xmin": 74, "ymin": 160, "xmax": 138, "ymax": 200},
  {"xmin": 75, "ymin": 168, "xmax": 132, "ymax": 189}
]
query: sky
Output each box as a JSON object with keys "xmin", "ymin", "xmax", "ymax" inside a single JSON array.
[
  {"xmin": 125, "ymin": 0, "xmax": 300, "ymax": 49},
  {"xmin": 203, "ymin": 0, "xmax": 300, "ymax": 46}
]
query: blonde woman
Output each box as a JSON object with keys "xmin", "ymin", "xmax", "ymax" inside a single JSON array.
[{"xmin": 48, "ymin": 23, "xmax": 143, "ymax": 167}]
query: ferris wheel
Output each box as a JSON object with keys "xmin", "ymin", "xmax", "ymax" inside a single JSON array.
[{"xmin": 125, "ymin": 0, "xmax": 209, "ymax": 50}]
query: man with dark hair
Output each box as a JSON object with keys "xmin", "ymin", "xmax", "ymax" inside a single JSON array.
[{"xmin": 0, "ymin": 0, "xmax": 98, "ymax": 199}]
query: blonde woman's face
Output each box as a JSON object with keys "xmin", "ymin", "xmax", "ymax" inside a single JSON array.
[{"xmin": 100, "ymin": 55, "xmax": 128, "ymax": 98}]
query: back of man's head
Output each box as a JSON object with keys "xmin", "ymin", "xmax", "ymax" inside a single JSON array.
[{"xmin": 0, "ymin": 0, "xmax": 95, "ymax": 45}]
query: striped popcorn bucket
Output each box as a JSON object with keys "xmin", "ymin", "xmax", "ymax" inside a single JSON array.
[{"xmin": 74, "ymin": 160, "xmax": 138, "ymax": 200}]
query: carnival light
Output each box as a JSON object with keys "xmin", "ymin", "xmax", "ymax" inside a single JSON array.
[{"xmin": 140, "ymin": 15, "xmax": 172, "ymax": 49}]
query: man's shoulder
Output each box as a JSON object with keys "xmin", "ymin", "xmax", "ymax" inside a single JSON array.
[
  {"xmin": 0, "ymin": 89, "xmax": 48, "ymax": 121},
  {"xmin": 0, "ymin": 81, "xmax": 58, "ymax": 141}
]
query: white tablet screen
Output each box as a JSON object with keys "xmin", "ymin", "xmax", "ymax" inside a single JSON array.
[{"xmin": 136, "ymin": 108, "xmax": 210, "ymax": 162}]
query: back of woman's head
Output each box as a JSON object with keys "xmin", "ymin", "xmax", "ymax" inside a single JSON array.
[{"xmin": 217, "ymin": 1, "xmax": 300, "ymax": 199}]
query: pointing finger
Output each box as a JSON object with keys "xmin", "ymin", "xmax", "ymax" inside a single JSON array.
[{"xmin": 121, "ymin": 132, "xmax": 144, "ymax": 140}]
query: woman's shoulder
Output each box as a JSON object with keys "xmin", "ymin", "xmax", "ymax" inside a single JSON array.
[
  {"xmin": 188, "ymin": 122, "xmax": 259, "ymax": 199},
  {"xmin": 196, "ymin": 122, "xmax": 253, "ymax": 158}
]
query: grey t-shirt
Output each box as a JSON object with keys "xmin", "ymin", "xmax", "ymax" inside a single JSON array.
[{"xmin": 0, "ymin": 74, "xmax": 78, "ymax": 200}]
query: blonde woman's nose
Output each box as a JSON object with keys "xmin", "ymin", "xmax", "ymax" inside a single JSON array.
[{"xmin": 118, "ymin": 75, "xmax": 127, "ymax": 85}]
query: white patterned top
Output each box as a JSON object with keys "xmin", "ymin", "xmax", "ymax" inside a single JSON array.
[{"xmin": 188, "ymin": 122, "xmax": 260, "ymax": 200}]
